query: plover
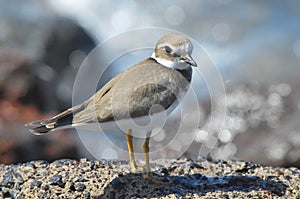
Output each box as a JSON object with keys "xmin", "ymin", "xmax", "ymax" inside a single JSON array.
[{"xmin": 26, "ymin": 34, "xmax": 197, "ymax": 179}]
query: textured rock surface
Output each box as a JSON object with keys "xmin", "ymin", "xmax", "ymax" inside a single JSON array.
[{"xmin": 0, "ymin": 159, "xmax": 299, "ymax": 198}]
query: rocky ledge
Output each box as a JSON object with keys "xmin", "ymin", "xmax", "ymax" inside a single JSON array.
[{"xmin": 0, "ymin": 158, "xmax": 299, "ymax": 198}]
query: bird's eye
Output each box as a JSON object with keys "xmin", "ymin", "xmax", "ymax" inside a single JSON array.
[{"xmin": 164, "ymin": 46, "xmax": 172, "ymax": 54}]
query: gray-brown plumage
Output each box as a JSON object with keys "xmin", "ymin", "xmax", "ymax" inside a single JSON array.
[{"xmin": 26, "ymin": 33, "xmax": 197, "ymax": 179}]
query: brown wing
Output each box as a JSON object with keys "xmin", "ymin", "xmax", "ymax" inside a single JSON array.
[
  {"xmin": 128, "ymin": 83, "xmax": 177, "ymax": 118},
  {"xmin": 72, "ymin": 75, "xmax": 118, "ymax": 123}
]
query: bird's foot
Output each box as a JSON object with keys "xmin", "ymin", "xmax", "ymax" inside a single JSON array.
[
  {"xmin": 130, "ymin": 164, "xmax": 145, "ymax": 173},
  {"xmin": 143, "ymin": 172, "xmax": 170, "ymax": 184}
]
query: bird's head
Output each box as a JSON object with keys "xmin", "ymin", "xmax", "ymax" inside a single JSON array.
[{"xmin": 151, "ymin": 34, "xmax": 197, "ymax": 70}]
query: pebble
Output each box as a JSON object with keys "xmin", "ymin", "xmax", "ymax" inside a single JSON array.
[
  {"xmin": 41, "ymin": 184, "xmax": 49, "ymax": 190},
  {"xmin": 32, "ymin": 160, "xmax": 49, "ymax": 168},
  {"xmin": 48, "ymin": 175, "xmax": 64, "ymax": 187},
  {"xmin": 75, "ymin": 183, "xmax": 86, "ymax": 192},
  {"xmin": 1, "ymin": 173, "xmax": 14, "ymax": 188},
  {"xmin": 189, "ymin": 162, "xmax": 204, "ymax": 169},
  {"xmin": 30, "ymin": 180, "xmax": 42, "ymax": 188},
  {"xmin": 12, "ymin": 170, "xmax": 24, "ymax": 183}
]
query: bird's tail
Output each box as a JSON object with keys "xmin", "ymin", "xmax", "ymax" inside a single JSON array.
[{"xmin": 25, "ymin": 104, "xmax": 85, "ymax": 135}]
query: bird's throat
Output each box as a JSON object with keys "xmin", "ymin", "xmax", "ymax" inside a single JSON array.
[{"xmin": 150, "ymin": 53, "xmax": 190, "ymax": 70}]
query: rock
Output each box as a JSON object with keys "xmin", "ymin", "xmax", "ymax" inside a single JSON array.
[
  {"xmin": 1, "ymin": 173, "xmax": 14, "ymax": 188},
  {"xmin": 74, "ymin": 183, "xmax": 86, "ymax": 192},
  {"xmin": 30, "ymin": 180, "xmax": 42, "ymax": 188},
  {"xmin": 12, "ymin": 170, "xmax": 24, "ymax": 184},
  {"xmin": 0, "ymin": 159, "xmax": 299, "ymax": 198},
  {"xmin": 48, "ymin": 175, "xmax": 64, "ymax": 188},
  {"xmin": 189, "ymin": 162, "xmax": 204, "ymax": 169}
]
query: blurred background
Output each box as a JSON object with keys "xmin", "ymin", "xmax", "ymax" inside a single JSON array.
[{"xmin": 1, "ymin": 0, "xmax": 300, "ymax": 168}]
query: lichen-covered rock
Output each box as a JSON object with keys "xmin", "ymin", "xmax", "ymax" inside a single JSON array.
[{"xmin": 0, "ymin": 159, "xmax": 299, "ymax": 198}]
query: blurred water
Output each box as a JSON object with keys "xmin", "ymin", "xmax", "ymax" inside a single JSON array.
[{"xmin": 45, "ymin": 0, "xmax": 300, "ymax": 82}]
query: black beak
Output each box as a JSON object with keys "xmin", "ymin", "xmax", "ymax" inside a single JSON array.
[{"xmin": 183, "ymin": 55, "xmax": 197, "ymax": 67}]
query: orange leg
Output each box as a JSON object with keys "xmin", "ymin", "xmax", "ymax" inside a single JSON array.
[
  {"xmin": 126, "ymin": 129, "xmax": 138, "ymax": 172},
  {"xmin": 143, "ymin": 131, "xmax": 152, "ymax": 179}
]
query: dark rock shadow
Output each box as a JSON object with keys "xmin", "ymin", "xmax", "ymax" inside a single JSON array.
[{"xmin": 97, "ymin": 172, "xmax": 287, "ymax": 198}]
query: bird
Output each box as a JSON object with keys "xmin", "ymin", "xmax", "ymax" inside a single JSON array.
[{"xmin": 26, "ymin": 33, "xmax": 197, "ymax": 179}]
